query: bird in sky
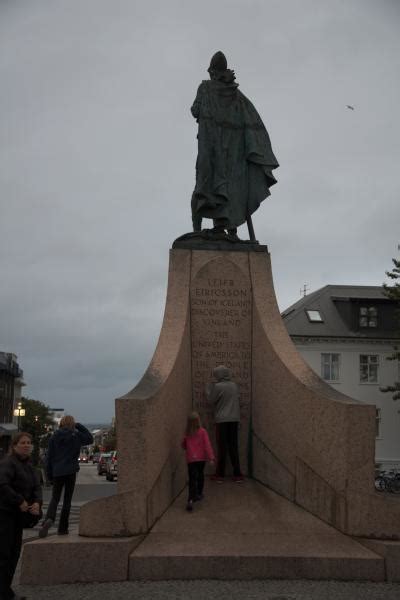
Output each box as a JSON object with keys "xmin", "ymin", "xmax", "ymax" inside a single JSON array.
[{"xmin": 346, "ymin": 105, "xmax": 355, "ymax": 110}]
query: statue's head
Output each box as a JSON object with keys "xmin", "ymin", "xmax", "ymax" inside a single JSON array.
[
  {"xmin": 208, "ymin": 51, "xmax": 227, "ymax": 74},
  {"xmin": 207, "ymin": 51, "xmax": 236, "ymax": 84}
]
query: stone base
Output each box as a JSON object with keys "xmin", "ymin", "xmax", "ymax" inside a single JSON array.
[
  {"xmin": 20, "ymin": 535, "xmax": 143, "ymax": 585},
  {"xmin": 172, "ymin": 231, "xmax": 268, "ymax": 252},
  {"xmin": 78, "ymin": 247, "xmax": 400, "ymax": 541},
  {"xmin": 356, "ymin": 538, "xmax": 400, "ymax": 582},
  {"xmin": 129, "ymin": 535, "xmax": 384, "ymax": 581},
  {"xmin": 129, "ymin": 480, "xmax": 385, "ymax": 582},
  {"xmin": 21, "ymin": 481, "xmax": 396, "ymax": 585}
]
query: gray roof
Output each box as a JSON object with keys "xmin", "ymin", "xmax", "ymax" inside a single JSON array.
[
  {"xmin": 0, "ymin": 423, "xmax": 18, "ymax": 434},
  {"xmin": 282, "ymin": 285, "xmax": 398, "ymax": 340}
]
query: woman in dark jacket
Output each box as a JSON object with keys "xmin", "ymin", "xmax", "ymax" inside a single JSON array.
[
  {"xmin": 39, "ymin": 415, "xmax": 93, "ymax": 538},
  {"xmin": 0, "ymin": 432, "xmax": 42, "ymax": 600}
]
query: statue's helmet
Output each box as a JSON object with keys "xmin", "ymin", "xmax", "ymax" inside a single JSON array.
[{"xmin": 207, "ymin": 51, "xmax": 227, "ymax": 73}]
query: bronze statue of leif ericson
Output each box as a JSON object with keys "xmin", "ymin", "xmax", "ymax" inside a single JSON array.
[{"xmin": 190, "ymin": 51, "xmax": 279, "ymax": 242}]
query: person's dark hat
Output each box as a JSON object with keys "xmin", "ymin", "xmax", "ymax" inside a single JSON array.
[{"xmin": 208, "ymin": 51, "xmax": 227, "ymax": 73}]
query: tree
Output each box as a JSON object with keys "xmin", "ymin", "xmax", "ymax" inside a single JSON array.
[
  {"xmin": 380, "ymin": 253, "xmax": 400, "ymax": 401},
  {"xmin": 103, "ymin": 425, "xmax": 116, "ymax": 451},
  {"xmin": 20, "ymin": 397, "xmax": 53, "ymax": 464}
]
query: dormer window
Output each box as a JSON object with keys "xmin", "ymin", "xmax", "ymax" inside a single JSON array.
[
  {"xmin": 305, "ymin": 310, "xmax": 323, "ymax": 323},
  {"xmin": 359, "ymin": 306, "xmax": 377, "ymax": 328}
]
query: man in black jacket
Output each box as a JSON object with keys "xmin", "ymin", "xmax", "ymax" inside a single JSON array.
[{"xmin": 39, "ymin": 415, "xmax": 93, "ymax": 537}]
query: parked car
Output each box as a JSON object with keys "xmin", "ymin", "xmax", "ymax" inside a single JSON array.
[
  {"xmin": 106, "ymin": 451, "xmax": 118, "ymax": 481},
  {"xmin": 92, "ymin": 453, "xmax": 100, "ymax": 464},
  {"xmin": 97, "ymin": 452, "xmax": 112, "ymax": 475}
]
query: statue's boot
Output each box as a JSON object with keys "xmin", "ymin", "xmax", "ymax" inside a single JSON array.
[
  {"xmin": 228, "ymin": 227, "xmax": 239, "ymax": 241},
  {"xmin": 192, "ymin": 215, "xmax": 202, "ymax": 232},
  {"xmin": 212, "ymin": 219, "xmax": 227, "ymax": 235}
]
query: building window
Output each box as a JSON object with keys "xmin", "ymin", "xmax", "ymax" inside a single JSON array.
[
  {"xmin": 359, "ymin": 306, "xmax": 377, "ymax": 328},
  {"xmin": 321, "ymin": 353, "xmax": 340, "ymax": 381},
  {"xmin": 376, "ymin": 408, "xmax": 381, "ymax": 438},
  {"xmin": 306, "ymin": 310, "xmax": 323, "ymax": 322},
  {"xmin": 360, "ymin": 354, "xmax": 379, "ymax": 383}
]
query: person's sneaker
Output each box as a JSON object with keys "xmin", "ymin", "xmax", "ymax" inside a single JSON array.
[
  {"xmin": 232, "ymin": 475, "xmax": 245, "ymax": 483},
  {"xmin": 186, "ymin": 501, "xmax": 193, "ymax": 512},
  {"xmin": 38, "ymin": 518, "xmax": 53, "ymax": 538},
  {"xmin": 210, "ymin": 474, "xmax": 224, "ymax": 483}
]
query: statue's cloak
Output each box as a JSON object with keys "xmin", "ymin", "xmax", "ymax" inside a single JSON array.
[{"xmin": 191, "ymin": 79, "xmax": 279, "ymax": 229}]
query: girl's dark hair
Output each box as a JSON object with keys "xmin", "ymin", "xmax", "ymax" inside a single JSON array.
[
  {"xmin": 186, "ymin": 411, "xmax": 201, "ymax": 436},
  {"xmin": 11, "ymin": 432, "xmax": 32, "ymax": 453}
]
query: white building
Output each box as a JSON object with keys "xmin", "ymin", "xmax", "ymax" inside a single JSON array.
[{"xmin": 282, "ymin": 285, "xmax": 400, "ymax": 469}]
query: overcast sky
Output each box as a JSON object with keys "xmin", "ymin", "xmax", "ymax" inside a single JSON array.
[{"xmin": 1, "ymin": 0, "xmax": 399, "ymax": 422}]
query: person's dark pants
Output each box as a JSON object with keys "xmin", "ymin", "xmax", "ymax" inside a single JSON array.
[
  {"xmin": 45, "ymin": 473, "xmax": 76, "ymax": 533},
  {"xmin": 187, "ymin": 461, "xmax": 206, "ymax": 502},
  {"xmin": 0, "ymin": 510, "xmax": 22, "ymax": 600},
  {"xmin": 216, "ymin": 422, "xmax": 241, "ymax": 477}
]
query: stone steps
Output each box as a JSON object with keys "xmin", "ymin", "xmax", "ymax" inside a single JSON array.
[
  {"xmin": 21, "ymin": 480, "xmax": 397, "ymax": 585},
  {"xmin": 129, "ymin": 532, "xmax": 384, "ymax": 581},
  {"xmin": 129, "ymin": 480, "xmax": 385, "ymax": 581}
]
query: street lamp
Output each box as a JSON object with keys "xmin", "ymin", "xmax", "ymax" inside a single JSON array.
[
  {"xmin": 33, "ymin": 415, "xmax": 40, "ymax": 465},
  {"xmin": 13, "ymin": 402, "xmax": 25, "ymax": 431}
]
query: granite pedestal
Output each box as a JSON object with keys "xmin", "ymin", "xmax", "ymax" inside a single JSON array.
[{"xmin": 21, "ymin": 245, "xmax": 400, "ymax": 584}]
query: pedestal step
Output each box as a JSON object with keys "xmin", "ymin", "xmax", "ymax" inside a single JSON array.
[
  {"xmin": 129, "ymin": 480, "xmax": 385, "ymax": 581},
  {"xmin": 129, "ymin": 531, "xmax": 384, "ymax": 581},
  {"xmin": 20, "ymin": 481, "xmax": 393, "ymax": 585},
  {"xmin": 21, "ymin": 535, "xmax": 143, "ymax": 585}
]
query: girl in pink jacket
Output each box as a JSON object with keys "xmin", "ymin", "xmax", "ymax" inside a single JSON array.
[{"xmin": 182, "ymin": 411, "xmax": 215, "ymax": 511}]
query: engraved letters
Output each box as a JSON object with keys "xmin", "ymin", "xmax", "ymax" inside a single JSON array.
[{"xmin": 190, "ymin": 272, "xmax": 252, "ymax": 425}]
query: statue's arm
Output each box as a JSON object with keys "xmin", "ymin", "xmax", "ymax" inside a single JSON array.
[{"xmin": 190, "ymin": 82, "xmax": 205, "ymax": 120}]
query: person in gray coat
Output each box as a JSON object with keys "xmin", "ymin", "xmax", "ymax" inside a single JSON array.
[{"xmin": 207, "ymin": 365, "xmax": 243, "ymax": 482}]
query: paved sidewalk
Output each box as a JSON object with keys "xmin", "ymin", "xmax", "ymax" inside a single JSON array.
[{"xmin": 14, "ymin": 579, "xmax": 400, "ymax": 600}]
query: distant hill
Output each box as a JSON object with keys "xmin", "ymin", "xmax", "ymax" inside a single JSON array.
[{"xmin": 83, "ymin": 423, "xmax": 111, "ymax": 431}]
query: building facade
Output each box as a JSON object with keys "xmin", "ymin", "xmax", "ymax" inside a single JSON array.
[
  {"xmin": 282, "ymin": 286, "xmax": 400, "ymax": 469},
  {"xmin": 0, "ymin": 352, "xmax": 24, "ymax": 454}
]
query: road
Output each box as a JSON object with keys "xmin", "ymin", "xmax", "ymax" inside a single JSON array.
[{"xmin": 42, "ymin": 462, "xmax": 117, "ymax": 503}]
